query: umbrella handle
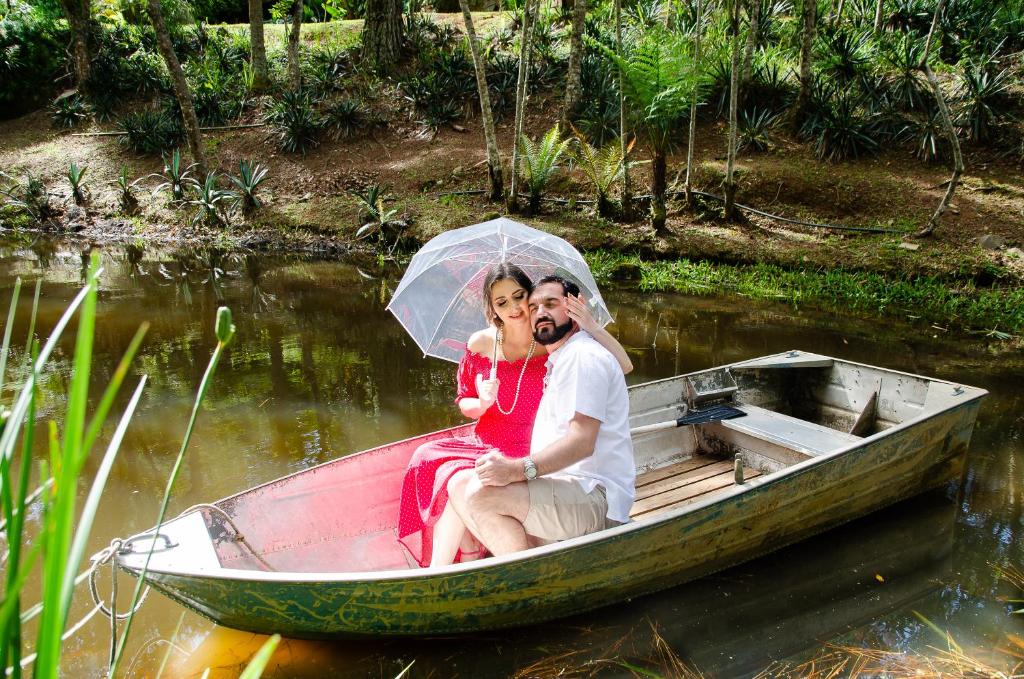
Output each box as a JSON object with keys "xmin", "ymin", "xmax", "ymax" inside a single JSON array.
[{"xmin": 490, "ymin": 334, "xmax": 498, "ymax": 380}]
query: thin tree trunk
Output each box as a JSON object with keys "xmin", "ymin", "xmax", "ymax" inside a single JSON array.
[
  {"xmin": 361, "ymin": 0, "xmax": 405, "ymax": 71},
  {"xmin": 560, "ymin": 0, "xmax": 587, "ymax": 132},
  {"xmin": 795, "ymin": 0, "xmax": 817, "ymax": 119},
  {"xmin": 249, "ymin": 0, "xmax": 270, "ymax": 92},
  {"xmin": 741, "ymin": 0, "xmax": 760, "ymax": 93},
  {"xmin": 685, "ymin": 0, "xmax": 705, "ymax": 207},
  {"xmin": 148, "ymin": 0, "xmax": 208, "ymax": 176},
  {"xmin": 59, "ymin": 0, "xmax": 91, "ymax": 92},
  {"xmin": 873, "ymin": 0, "xmax": 884, "ymax": 34},
  {"xmin": 615, "ymin": 0, "xmax": 632, "ymax": 220},
  {"xmin": 288, "ymin": 0, "xmax": 302, "ymax": 90},
  {"xmin": 651, "ymin": 149, "xmax": 667, "ymax": 233},
  {"xmin": 724, "ymin": 0, "xmax": 741, "ymax": 220},
  {"xmin": 917, "ymin": 0, "xmax": 961, "ymax": 237},
  {"xmin": 459, "ymin": 0, "xmax": 504, "ymax": 201},
  {"xmin": 508, "ymin": 0, "xmax": 538, "ymax": 212}
]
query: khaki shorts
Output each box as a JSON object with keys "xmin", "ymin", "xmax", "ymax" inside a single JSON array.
[{"xmin": 523, "ymin": 478, "xmax": 615, "ymax": 542}]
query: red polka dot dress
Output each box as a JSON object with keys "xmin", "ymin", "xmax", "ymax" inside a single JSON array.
[{"xmin": 397, "ymin": 348, "xmax": 548, "ymax": 567}]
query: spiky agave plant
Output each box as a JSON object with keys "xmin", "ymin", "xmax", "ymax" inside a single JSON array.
[
  {"xmin": 115, "ymin": 165, "xmax": 144, "ymax": 215},
  {"xmin": 151, "ymin": 149, "xmax": 199, "ymax": 202},
  {"xmin": 66, "ymin": 162, "xmax": 89, "ymax": 205},
  {"xmin": 570, "ymin": 126, "xmax": 631, "ymax": 217},
  {"xmin": 186, "ymin": 172, "xmax": 236, "ymax": 227},
  {"xmin": 229, "ymin": 160, "xmax": 270, "ymax": 212},
  {"xmin": 518, "ymin": 124, "xmax": 572, "ymax": 215}
]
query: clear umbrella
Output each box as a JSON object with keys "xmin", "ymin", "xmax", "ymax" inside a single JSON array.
[{"xmin": 387, "ymin": 217, "xmax": 613, "ymax": 365}]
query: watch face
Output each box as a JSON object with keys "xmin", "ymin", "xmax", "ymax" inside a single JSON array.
[{"xmin": 524, "ymin": 459, "xmax": 538, "ymax": 480}]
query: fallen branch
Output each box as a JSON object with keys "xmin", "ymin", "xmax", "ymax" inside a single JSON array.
[{"xmin": 70, "ymin": 123, "xmax": 267, "ymax": 137}]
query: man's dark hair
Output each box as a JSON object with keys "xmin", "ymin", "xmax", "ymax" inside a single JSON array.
[{"xmin": 535, "ymin": 275, "xmax": 580, "ymax": 298}]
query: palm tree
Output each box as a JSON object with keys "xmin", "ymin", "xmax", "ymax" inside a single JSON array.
[
  {"xmin": 287, "ymin": 0, "xmax": 303, "ymax": 90},
  {"xmin": 248, "ymin": 0, "xmax": 270, "ymax": 91},
  {"xmin": 598, "ymin": 27, "xmax": 708, "ymax": 235}
]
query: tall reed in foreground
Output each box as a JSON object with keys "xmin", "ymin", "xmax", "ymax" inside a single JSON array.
[{"xmin": 0, "ymin": 258, "xmax": 149, "ymax": 678}]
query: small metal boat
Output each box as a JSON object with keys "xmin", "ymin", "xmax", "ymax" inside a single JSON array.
[{"xmin": 117, "ymin": 350, "xmax": 986, "ymax": 638}]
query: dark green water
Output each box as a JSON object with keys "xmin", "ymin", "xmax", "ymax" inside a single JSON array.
[{"xmin": 0, "ymin": 241, "xmax": 1019, "ymax": 678}]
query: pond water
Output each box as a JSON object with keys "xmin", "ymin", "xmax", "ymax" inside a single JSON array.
[{"xmin": 0, "ymin": 240, "xmax": 1019, "ymax": 678}]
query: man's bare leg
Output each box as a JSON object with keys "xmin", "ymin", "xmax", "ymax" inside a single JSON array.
[{"xmin": 458, "ymin": 475, "xmax": 531, "ymax": 556}]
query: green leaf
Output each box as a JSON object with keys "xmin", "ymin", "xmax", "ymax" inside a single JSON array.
[{"xmin": 238, "ymin": 635, "xmax": 281, "ymax": 679}]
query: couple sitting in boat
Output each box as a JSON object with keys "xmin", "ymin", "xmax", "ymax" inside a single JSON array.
[{"xmin": 398, "ymin": 263, "xmax": 635, "ymax": 568}]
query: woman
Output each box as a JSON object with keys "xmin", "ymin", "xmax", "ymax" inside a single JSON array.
[{"xmin": 397, "ymin": 263, "xmax": 632, "ymax": 568}]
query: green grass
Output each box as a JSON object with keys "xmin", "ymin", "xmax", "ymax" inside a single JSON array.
[{"xmin": 585, "ymin": 251, "xmax": 1024, "ymax": 336}]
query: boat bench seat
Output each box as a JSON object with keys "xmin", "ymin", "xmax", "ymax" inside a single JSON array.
[
  {"xmin": 630, "ymin": 456, "xmax": 761, "ymax": 519},
  {"xmin": 720, "ymin": 404, "xmax": 861, "ymax": 457}
]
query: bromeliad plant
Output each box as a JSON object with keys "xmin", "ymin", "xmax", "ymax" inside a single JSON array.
[
  {"xmin": 50, "ymin": 94, "xmax": 90, "ymax": 129},
  {"xmin": 115, "ymin": 164, "xmax": 144, "ymax": 214},
  {"xmin": 518, "ymin": 124, "xmax": 572, "ymax": 215},
  {"xmin": 186, "ymin": 172, "xmax": 236, "ymax": 227},
  {"xmin": 152, "ymin": 149, "xmax": 199, "ymax": 202},
  {"xmin": 66, "ymin": 162, "xmax": 89, "ymax": 205},
  {"xmin": 229, "ymin": 160, "xmax": 270, "ymax": 212},
  {"xmin": 0, "ymin": 170, "xmax": 55, "ymax": 224},
  {"xmin": 265, "ymin": 90, "xmax": 323, "ymax": 155}
]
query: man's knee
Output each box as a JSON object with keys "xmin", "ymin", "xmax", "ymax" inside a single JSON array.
[{"xmin": 447, "ymin": 469, "xmax": 479, "ymax": 514}]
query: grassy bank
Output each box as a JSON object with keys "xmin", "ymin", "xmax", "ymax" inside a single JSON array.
[{"xmin": 586, "ymin": 251, "xmax": 1024, "ymax": 338}]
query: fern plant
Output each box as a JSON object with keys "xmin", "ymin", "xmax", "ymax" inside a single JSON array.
[
  {"xmin": 570, "ymin": 126, "xmax": 630, "ymax": 217},
  {"xmin": 592, "ymin": 27, "xmax": 709, "ymax": 231},
  {"xmin": 518, "ymin": 125, "xmax": 572, "ymax": 215}
]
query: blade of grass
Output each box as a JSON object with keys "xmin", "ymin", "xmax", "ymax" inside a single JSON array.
[
  {"xmin": 61, "ymin": 376, "xmax": 148, "ymax": 626},
  {"xmin": 238, "ymin": 634, "xmax": 281, "ymax": 679},
  {"xmin": 155, "ymin": 611, "xmax": 187, "ymax": 679},
  {"xmin": 33, "ymin": 256, "xmax": 100, "ymax": 676},
  {"xmin": 21, "ymin": 280, "xmax": 40, "ymax": 374},
  {"xmin": 0, "ymin": 276, "xmax": 21, "ymax": 398},
  {"xmin": 110, "ymin": 307, "xmax": 236, "ymax": 676}
]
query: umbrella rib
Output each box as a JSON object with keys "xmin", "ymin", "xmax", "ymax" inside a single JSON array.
[
  {"xmin": 422, "ymin": 268, "xmax": 490, "ymax": 354},
  {"xmin": 387, "ymin": 246, "xmax": 506, "ymax": 307}
]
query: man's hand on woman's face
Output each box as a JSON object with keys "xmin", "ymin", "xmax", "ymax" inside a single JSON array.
[{"xmin": 475, "ymin": 450, "xmax": 521, "ymax": 486}]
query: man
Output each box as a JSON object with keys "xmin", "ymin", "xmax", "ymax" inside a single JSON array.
[{"xmin": 447, "ymin": 275, "xmax": 635, "ymax": 556}]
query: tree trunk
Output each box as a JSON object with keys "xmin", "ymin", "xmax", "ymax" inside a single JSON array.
[
  {"xmin": 795, "ymin": 0, "xmax": 816, "ymax": 120},
  {"xmin": 248, "ymin": 0, "xmax": 270, "ymax": 92},
  {"xmin": 873, "ymin": 0, "xmax": 884, "ymax": 34},
  {"xmin": 508, "ymin": 0, "xmax": 539, "ymax": 212},
  {"xmin": 651, "ymin": 149, "xmax": 667, "ymax": 234},
  {"xmin": 560, "ymin": 0, "xmax": 587, "ymax": 133},
  {"xmin": 615, "ymin": 0, "xmax": 632, "ymax": 220},
  {"xmin": 459, "ymin": 0, "xmax": 504, "ymax": 201},
  {"xmin": 361, "ymin": 0, "xmax": 405, "ymax": 72},
  {"xmin": 148, "ymin": 0, "xmax": 208, "ymax": 176},
  {"xmin": 685, "ymin": 0, "xmax": 705, "ymax": 207},
  {"xmin": 740, "ymin": 0, "xmax": 760, "ymax": 95},
  {"xmin": 59, "ymin": 0, "xmax": 91, "ymax": 92},
  {"xmin": 917, "ymin": 0, "xmax": 961, "ymax": 237},
  {"xmin": 724, "ymin": 0, "xmax": 741, "ymax": 221},
  {"xmin": 287, "ymin": 0, "xmax": 302, "ymax": 90}
]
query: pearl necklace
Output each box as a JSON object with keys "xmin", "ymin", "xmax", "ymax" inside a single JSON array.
[{"xmin": 494, "ymin": 330, "xmax": 536, "ymax": 416}]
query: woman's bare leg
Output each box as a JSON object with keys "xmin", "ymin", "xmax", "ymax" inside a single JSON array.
[{"xmin": 429, "ymin": 502, "xmax": 467, "ymax": 567}]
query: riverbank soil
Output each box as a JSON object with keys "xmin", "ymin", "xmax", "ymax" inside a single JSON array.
[{"xmin": 1, "ymin": 15, "xmax": 1022, "ymax": 285}]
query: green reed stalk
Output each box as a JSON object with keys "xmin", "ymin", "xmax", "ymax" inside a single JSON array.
[
  {"xmin": 110, "ymin": 307, "xmax": 236, "ymax": 677},
  {"xmin": 0, "ymin": 277, "xmax": 21, "ymax": 398},
  {"xmin": 238, "ymin": 635, "xmax": 281, "ymax": 679}
]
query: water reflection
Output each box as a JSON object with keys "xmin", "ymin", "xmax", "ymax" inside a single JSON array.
[{"xmin": 0, "ymin": 241, "xmax": 1018, "ymax": 678}]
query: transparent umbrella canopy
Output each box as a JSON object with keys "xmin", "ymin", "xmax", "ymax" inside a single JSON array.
[{"xmin": 387, "ymin": 218, "xmax": 613, "ymax": 364}]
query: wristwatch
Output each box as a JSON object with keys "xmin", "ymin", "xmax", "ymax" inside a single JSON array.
[{"xmin": 523, "ymin": 457, "xmax": 538, "ymax": 481}]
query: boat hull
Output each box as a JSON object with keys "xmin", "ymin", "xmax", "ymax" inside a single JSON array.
[{"xmin": 125, "ymin": 396, "xmax": 980, "ymax": 638}]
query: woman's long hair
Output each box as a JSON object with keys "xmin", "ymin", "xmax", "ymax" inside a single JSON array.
[{"xmin": 482, "ymin": 263, "xmax": 533, "ymax": 328}]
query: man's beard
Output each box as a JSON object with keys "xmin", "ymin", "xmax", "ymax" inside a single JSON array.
[{"xmin": 533, "ymin": 318, "xmax": 574, "ymax": 345}]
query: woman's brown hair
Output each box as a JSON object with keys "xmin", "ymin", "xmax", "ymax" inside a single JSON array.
[{"xmin": 482, "ymin": 263, "xmax": 533, "ymax": 327}]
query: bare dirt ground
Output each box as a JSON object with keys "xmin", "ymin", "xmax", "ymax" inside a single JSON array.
[{"xmin": 2, "ymin": 64, "xmax": 1023, "ymax": 283}]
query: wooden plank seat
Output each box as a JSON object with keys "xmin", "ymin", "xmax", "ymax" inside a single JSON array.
[
  {"xmin": 720, "ymin": 404, "xmax": 861, "ymax": 457},
  {"xmin": 630, "ymin": 456, "xmax": 761, "ymax": 520}
]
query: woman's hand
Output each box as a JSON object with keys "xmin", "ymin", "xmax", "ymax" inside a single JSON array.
[
  {"xmin": 566, "ymin": 294, "xmax": 599, "ymax": 334},
  {"xmin": 475, "ymin": 374, "xmax": 500, "ymax": 410}
]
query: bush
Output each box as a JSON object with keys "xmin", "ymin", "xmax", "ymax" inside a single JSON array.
[
  {"xmin": 118, "ymin": 109, "xmax": 184, "ymax": 155},
  {"xmin": 86, "ymin": 24, "xmax": 169, "ymax": 99},
  {"xmin": 800, "ymin": 83, "xmax": 880, "ymax": 161},
  {"xmin": 738, "ymin": 107, "xmax": 781, "ymax": 152},
  {"xmin": 266, "ymin": 90, "xmax": 323, "ymax": 155},
  {"xmin": 955, "ymin": 63, "xmax": 1014, "ymax": 144},
  {"xmin": 324, "ymin": 99, "xmax": 365, "ymax": 140},
  {"xmin": 0, "ymin": 2, "xmax": 67, "ymax": 118},
  {"xmin": 51, "ymin": 94, "xmax": 90, "ymax": 129}
]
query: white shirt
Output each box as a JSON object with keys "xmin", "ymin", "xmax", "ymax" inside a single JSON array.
[{"xmin": 530, "ymin": 331, "xmax": 635, "ymax": 523}]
